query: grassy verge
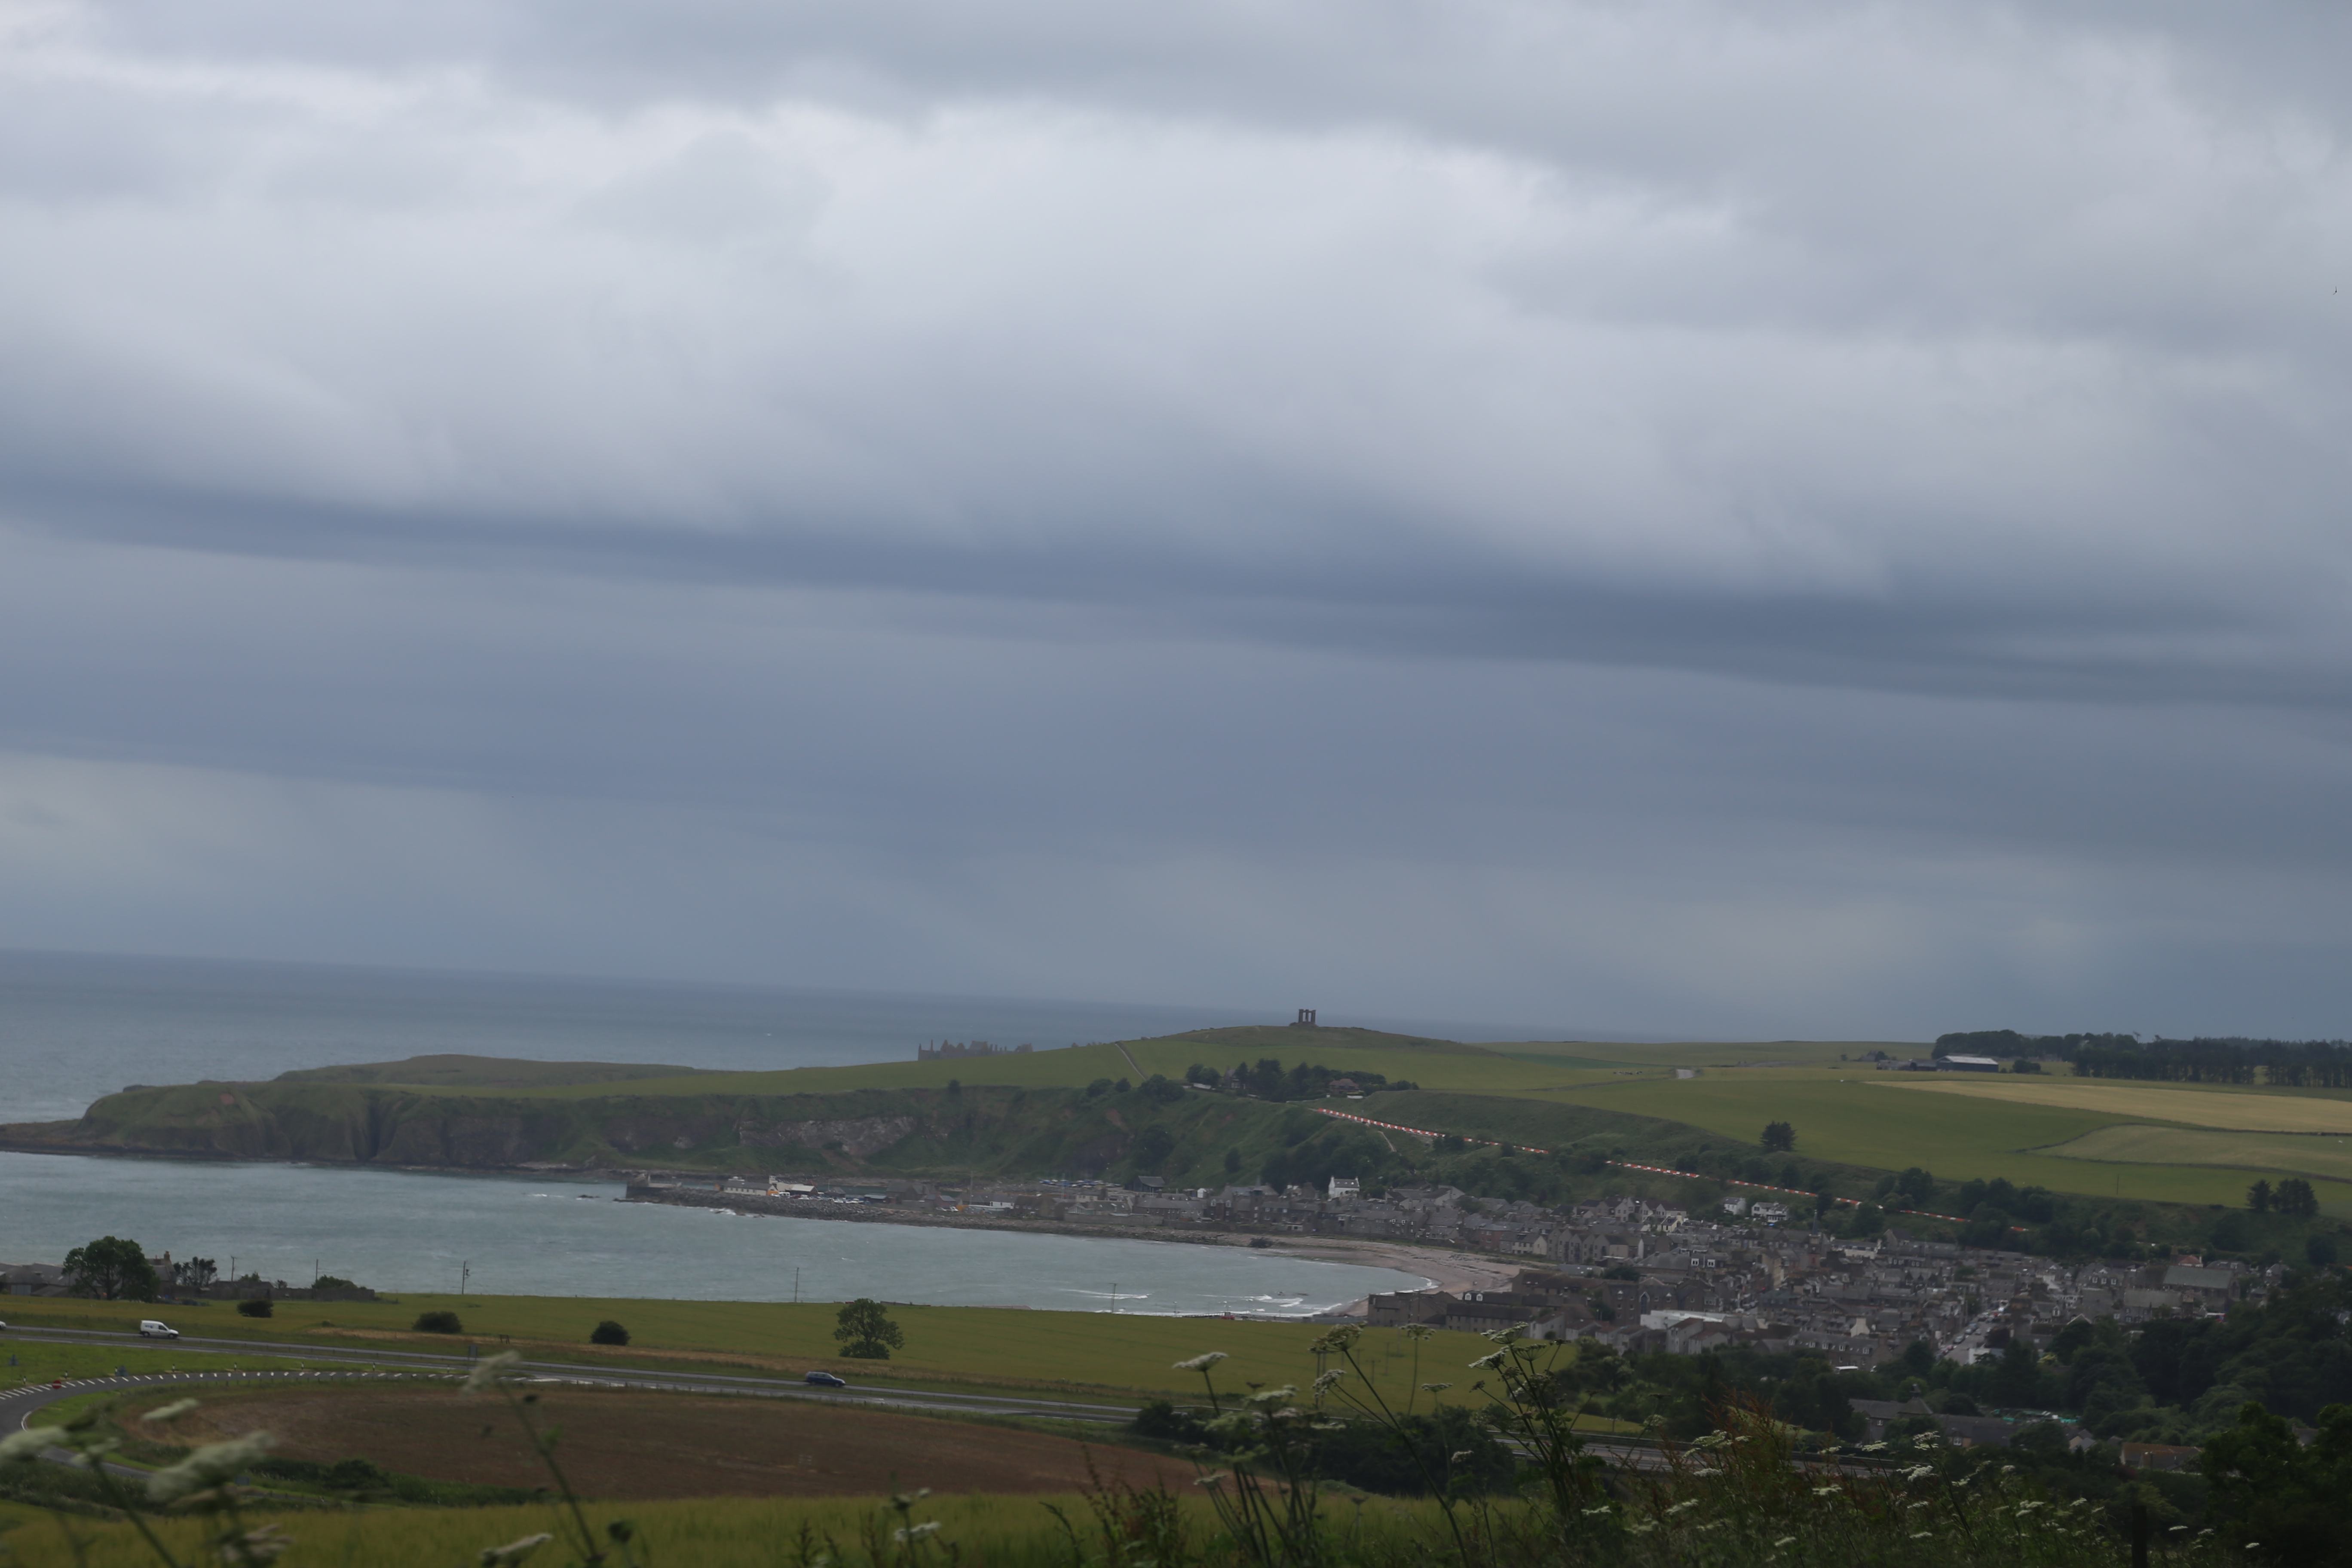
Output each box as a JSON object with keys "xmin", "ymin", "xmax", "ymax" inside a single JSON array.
[{"xmin": 1, "ymin": 1341, "xmax": 354, "ymax": 1393}]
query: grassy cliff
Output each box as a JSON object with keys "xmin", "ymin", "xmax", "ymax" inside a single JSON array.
[{"xmin": 0, "ymin": 1028, "xmax": 1582, "ymax": 1176}]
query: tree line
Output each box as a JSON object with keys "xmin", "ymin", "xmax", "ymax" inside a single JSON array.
[
  {"xmin": 1183, "ymin": 1058, "xmax": 1418, "ymax": 1100},
  {"xmin": 1936, "ymin": 1029, "xmax": 2352, "ymax": 1087}
]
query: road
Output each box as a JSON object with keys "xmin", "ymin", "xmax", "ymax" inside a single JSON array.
[{"xmin": 0, "ymin": 1325, "xmax": 1139, "ymax": 1426}]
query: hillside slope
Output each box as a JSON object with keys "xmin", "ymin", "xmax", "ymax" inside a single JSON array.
[{"xmin": 0, "ymin": 1073, "xmax": 1372, "ymax": 1184}]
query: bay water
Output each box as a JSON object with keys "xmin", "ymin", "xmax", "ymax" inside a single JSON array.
[{"xmin": 0, "ymin": 949, "xmax": 1441, "ymax": 1311}]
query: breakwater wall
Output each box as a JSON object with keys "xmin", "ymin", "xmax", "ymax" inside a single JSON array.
[{"xmin": 621, "ymin": 1180, "xmax": 1247, "ymax": 1252}]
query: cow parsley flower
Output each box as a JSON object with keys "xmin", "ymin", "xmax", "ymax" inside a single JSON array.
[
  {"xmin": 462, "ymin": 1351, "xmax": 524, "ymax": 1394},
  {"xmin": 476, "ymin": 1531, "xmax": 553, "ymax": 1566},
  {"xmin": 147, "ymin": 1432, "xmax": 277, "ymax": 1503}
]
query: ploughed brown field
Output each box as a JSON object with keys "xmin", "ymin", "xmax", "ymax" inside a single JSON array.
[{"xmin": 150, "ymin": 1386, "xmax": 1185, "ymax": 1500}]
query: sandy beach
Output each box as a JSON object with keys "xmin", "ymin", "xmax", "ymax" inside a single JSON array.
[{"xmin": 1255, "ymin": 1237, "xmax": 1526, "ymax": 1312}]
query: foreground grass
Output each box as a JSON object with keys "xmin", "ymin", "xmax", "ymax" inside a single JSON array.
[
  {"xmin": 0, "ymin": 1412, "xmax": 2200, "ymax": 1568},
  {"xmin": 0, "ymin": 1319, "xmax": 2269, "ymax": 1568},
  {"xmin": 0, "ymin": 1489, "xmax": 1205, "ymax": 1566}
]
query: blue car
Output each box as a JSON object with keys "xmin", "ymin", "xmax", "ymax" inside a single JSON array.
[{"xmin": 804, "ymin": 1371, "xmax": 847, "ymax": 1387}]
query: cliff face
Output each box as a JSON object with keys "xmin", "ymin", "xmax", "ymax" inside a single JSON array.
[
  {"xmin": 0, "ymin": 1077, "xmax": 1276, "ymax": 1183},
  {"xmin": 0, "ymin": 1081, "xmax": 596, "ymax": 1166}
]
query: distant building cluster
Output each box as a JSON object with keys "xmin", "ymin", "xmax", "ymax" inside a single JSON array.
[
  {"xmin": 1350, "ymin": 1197, "xmax": 2268, "ymax": 1384},
  {"xmin": 916, "ymin": 1040, "xmax": 1034, "ymax": 1060}
]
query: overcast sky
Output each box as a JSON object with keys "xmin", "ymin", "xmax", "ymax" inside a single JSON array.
[{"xmin": 2, "ymin": 1, "xmax": 2349, "ymax": 1040}]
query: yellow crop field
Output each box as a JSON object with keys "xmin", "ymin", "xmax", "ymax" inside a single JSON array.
[
  {"xmin": 2032, "ymin": 1123, "xmax": 2352, "ymax": 1185},
  {"xmin": 1873, "ymin": 1078, "xmax": 2352, "ymax": 1133}
]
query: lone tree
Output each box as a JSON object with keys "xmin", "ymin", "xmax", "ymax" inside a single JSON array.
[
  {"xmin": 2275, "ymin": 1178, "xmax": 2321, "ymax": 1219},
  {"xmin": 591, "ymin": 1319, "xmax": 630, "ymax": 1346},
  {"xmin": 1760, "ymin": 1121, "xmax": 1796, "ymax": 1153},
  {"xmin": 834, "ymin": 1298, "xmax": 905, "ymax": 1360},
  {"xmin": 63, "ymin": 1236, "xmax": 158, "ymax": 1302},
  {"xmin": 2249, "ymin": 1178, "xmax": 2275, "ymax": 1213}
]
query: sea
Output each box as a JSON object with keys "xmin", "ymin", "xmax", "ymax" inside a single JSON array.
[{"xmin": 0, "ymin": 949, "xmax": 1538, "ymax": 1313}]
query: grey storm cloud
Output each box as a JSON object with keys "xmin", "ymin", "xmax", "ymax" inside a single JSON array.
[{"xmin": 0, "ymin": 0, "xmax": 2349, "ymax": 1037}]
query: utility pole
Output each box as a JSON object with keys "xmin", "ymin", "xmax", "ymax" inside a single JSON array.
[
  {"xmin": 793, "ymin": 1267, "xmax": 801, "ymax": 1304},
  {"xmin": 1110, "ymin": 1283, "xmax": 1118, "ymax": 1312},
  {"xmin": 461, "ymin": 1261, "xmax": 470, "ymax": 1300}
]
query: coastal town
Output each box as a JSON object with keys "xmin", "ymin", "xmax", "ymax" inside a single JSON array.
[{"xmin": 625, "ymin": 1168, "xmax": 2273, "ymax": 1381}]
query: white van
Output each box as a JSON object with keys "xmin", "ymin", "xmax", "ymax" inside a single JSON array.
[{"xmin": 137, "ymin": 1320, "xmax": 179, "ymax": 1339}]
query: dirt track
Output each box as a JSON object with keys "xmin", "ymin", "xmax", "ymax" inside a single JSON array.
[{"xmin": 152, "ymin": 1385, "xmax": 1189, "ymax": 1500}]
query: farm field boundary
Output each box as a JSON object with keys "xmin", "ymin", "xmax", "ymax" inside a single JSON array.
[
  {"xmin": 1510, "ymin": 1073, "xmax": 2352, "ymax": 1213},
  {"xmin": 2032, "ymin": 1123, "xmax": 2352, "ymax": 1188},
  {"xmin": 1871, "ymin": 1077, "xmax": 2352, "ymax": 1133},
  {"xmin": 1313, "ymin": 1108, "xmax": 1980, "ymax": 1227}
]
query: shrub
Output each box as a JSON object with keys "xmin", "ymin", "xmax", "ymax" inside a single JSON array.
[
  {"xmin": 1129, "ymin": 1398, "xmax": 1210, "ymax": 1444},
  {"xmin": 1129, "ymin": 1126, "xmax": 1177, "ymax": 1170},
  {"xmin": 1311, "ymin": 1406, "xmax": 1516, "ymax": 1497},
  {"xmin": 235, "ymin": 1297, "xmax": 273, "ymax": 1318},
  {"xmin": 255, "ymin": 1456, "xmax": 390, "ymax": 1493},
  {"xmin": 412, "ymin": 1309, "xmax": 463, "ymax": 1334},
  {"xmin": 591, "ymin": 1319, "xmax": 630, "ymax": 1345}
]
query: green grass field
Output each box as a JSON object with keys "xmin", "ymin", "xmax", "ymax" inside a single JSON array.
[
  {"xmin": 487, "ymin": 1036, "xmax": 1591, "ymax": 1104},
  {"xmin": 237, "ymin": 1027, "xmax": 1754, "ymax": 1106},
  {"xmin": 2034, "ymin": 1123, "xmax": 2352, "ymax": 1186},
  {"xmin": 383, "ymin": 1032, "xmax": 1911, "ymax": 1104},
  {"xmin": 1875, "ymin": 1076, "xmax": 2352, "ymax": 1130},
  {"xmin": 0, "ymin": 1340, "xmax": 352, "ymax": 1391},
  {"xmin": 1493, "ymin": 1041, "xmax": 1917, "ymax": 1072},
  {"xmin": 1519, "ymin": 1069, "xmax": 2352, "ymax": 1213},
  {"xmin": 0, "ymin": 1293, "xmax": 1499, "ymax": 1405},
  {"xmin": 234, "ymin": 1028, "xmax": 2352, "ymax": 1213},
  {"xmin": 47, "ymin": 1021, "xmax": 2352, "ymax": 1225}
]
